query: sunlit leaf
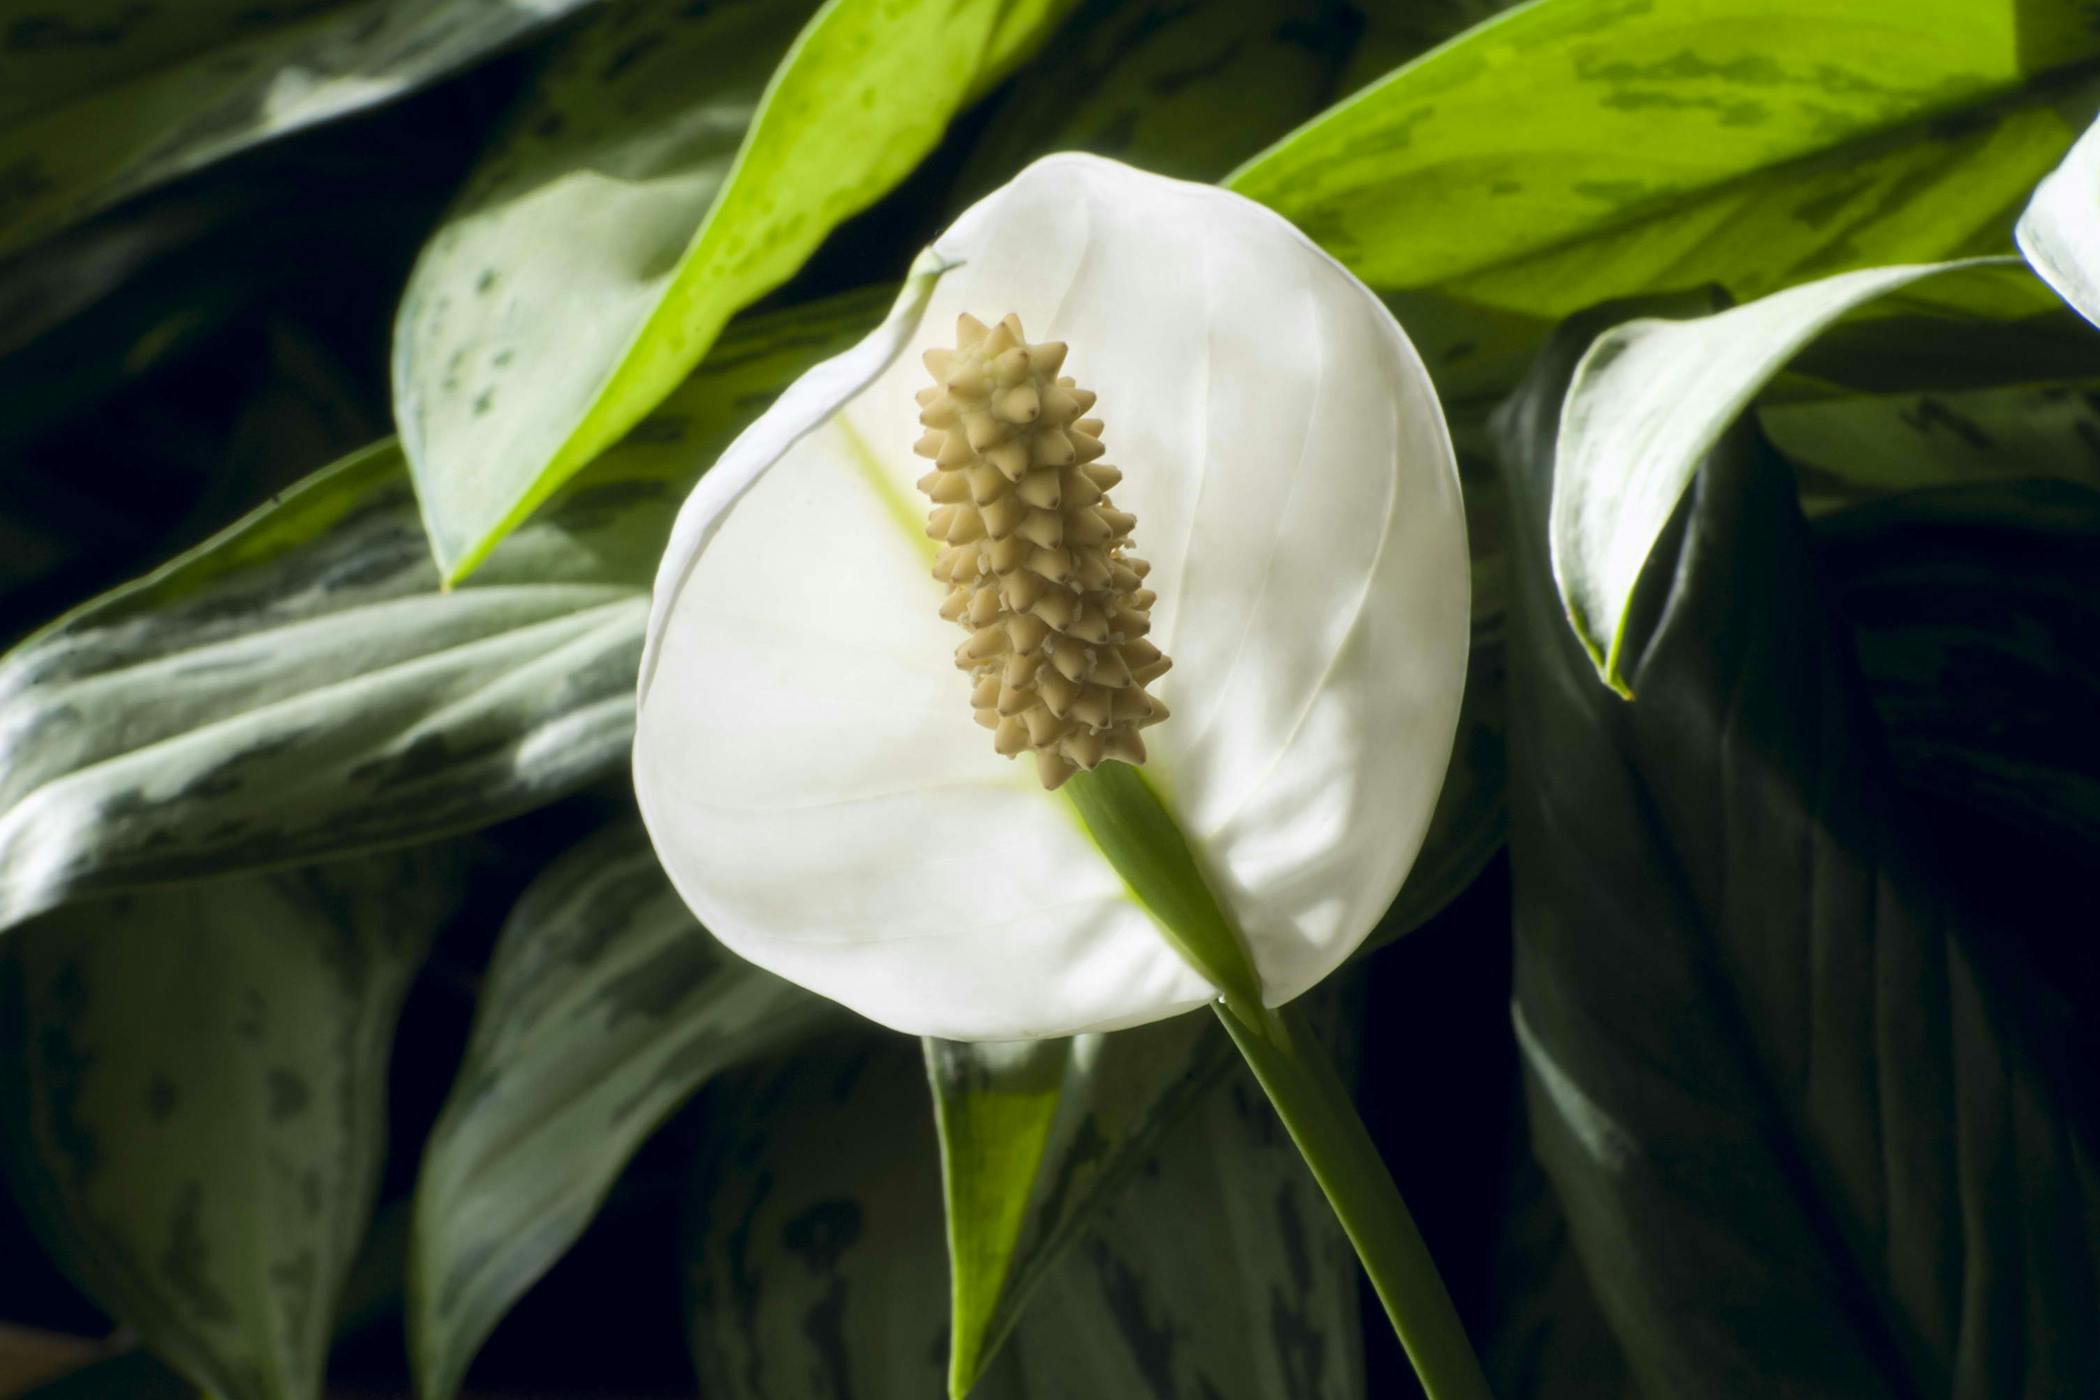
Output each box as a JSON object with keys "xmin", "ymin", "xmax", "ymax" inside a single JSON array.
[
  {"xmin": 1230, "ymin": 0, "xmax": 2100, "ymax": 392},
  {"xmin": 0, "ymin": 0, "xmax": 598, "ymax": 259},
  {"xmin": 410, "ymin": 821, "xmax": 832, "ymax": 1400},
  {"xmin": 0, "ymin": 288, "xmax": 882, "ymax": 933},
  {"xmin": 393, "ymin": 0, "xmax": 1072, "ymax": 580},
  {"xmin": 0, "ymin": 851, "xmax": 464, "ymax": 1400}
]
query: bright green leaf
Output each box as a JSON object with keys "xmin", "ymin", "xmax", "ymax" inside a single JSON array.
[
  {"xmin": 688, "ymin": 1034, "xmax": 1362, "ymax": 1399},
  {"xmin": 1230, "ymin": 0, "xmax": 2100, "ymax": 386},
  {"xmin": 2019, "ymin": 111, "xmax": 2100, "ymax": 327},
  {"xmin": 393, "ymin": 0, "xmax": 1072, "ymax": 581},
  {"xmin": 1548, "ymin": 257, "xmax": 2065, "ymax": 693},
  {"xmin": 0, "ymin": 851, "xmax": 464, "ymax": 1400},
  {"xmin": 410, "ymin": 821, "xmax": 832, "ymax": 1400},
  {"xmin": 0, "ymin": 287, "xmax": 884, "ymax": 933},
  {"xmin": 0, "ymin": 0, "xmax": 598, "ymax": 259}
]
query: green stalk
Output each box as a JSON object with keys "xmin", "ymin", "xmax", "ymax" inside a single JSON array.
[
  {"xmin": 1216, "ymin": 998, "xmax": 1490, "ymax": 1400},
  {"xmin": 1064, "ymin": 763, "xmax": 1492, "ymax": 1400}
]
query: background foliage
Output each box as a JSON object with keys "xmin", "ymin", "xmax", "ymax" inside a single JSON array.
[{"xmin": 2, "ymin": 0, "xmax": 2096, "ymax": 1396}]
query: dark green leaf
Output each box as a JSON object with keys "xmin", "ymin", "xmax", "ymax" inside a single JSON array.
[
  {"xmin": 1492, "ymin": 304, "xmax": 2100, "ymax": 1396},
  {"xmin": 0, "ymin": 0, "xmax": 599, "ymax": 258},
  {"xmin": 956, "ymin": 0, "xmax": 1369, "ymax": 190},
  {"xmin": 409, "ymin": 821, "xmax": 833, "ymax": 1400},
  {"xmin": 1820, "ymin": 479, "xmax": 2100, "ymax": 850},
  {"xmin": 929, "ymin": 1013, "xmax": 1230, "ymax": 1395},
  {"xmin": 0, "ymin": 287, "xmax": 884, "ymax": 933},
  {"xmin": 393, "ymin": 0, "xmax": 1071, "ymax": 580},
  {"xmin": 688, "ymin": 1033, "xmax": 1363, "ymax": 1399},
  {"xmin": 0, "ymin": 850, "xmax": 464, "ymax": 1400}
]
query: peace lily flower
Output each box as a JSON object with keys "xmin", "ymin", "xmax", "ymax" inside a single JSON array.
[{"xmin": 633, "ymin": 154, "xmax": 1468, "ymax": 1042}]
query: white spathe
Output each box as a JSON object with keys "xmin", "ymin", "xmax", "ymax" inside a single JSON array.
[{"xmin": 633, "ymin": 154, "xmax": 1468, "ymax": 1040}]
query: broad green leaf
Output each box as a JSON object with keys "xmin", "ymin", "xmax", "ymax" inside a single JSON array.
[
  {"xmin": 2019, "ymin": 112, "xmax": 2100, "ymax": 326},
  {"xmin": 1229, "ymin": 0, "xmax": 2100, "ymax": 381},
  {"xmin": 1549, "ymin": 257, "xmax": 2067, "ymax": 693},
  {"xmin": 393, "ymin": 0, "xmax": 1071, "ymax": 582},
  {"xmin": 1494, "ymin": 311, "xmax": 2100, "ymax": 1396},
  {"xmin": 409, "ymin": 821, "xmax": 833, "ymax": 1400},
  {"xmin": 929, "ymin": 1013, "xmax": 1231, "ymax": 1396},
  {"xmin": 687, "ymin": 1035, "xmax": 1362, "ymax": 1399},
  {"xmin": 0, "ymin": 287, "xmax": 884, "ymax": 933},
  {"xmin": 0, "ymin": 0, "xmax": 598, "ymax": 259},
  {"xmin": 1766, "ymin": 380, "xmax": 2100, "ymax": 515},
  {"xmin": 0, "ymin": 851, "xmax": 463, "ymax": 1400}
]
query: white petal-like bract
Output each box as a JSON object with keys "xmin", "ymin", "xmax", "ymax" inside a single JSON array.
[{"xmin": 634, "ymin": 155, "xmax": 1468, "ymax": 1039}]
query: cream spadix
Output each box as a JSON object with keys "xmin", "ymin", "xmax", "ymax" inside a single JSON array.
[
  {"xmin": 633, "ymin": 154, "xmax": 1468, "ymax": 1041},
  {"xmin": 917, "ymin": 311, "xmax": 1171, "ymax": 791}
]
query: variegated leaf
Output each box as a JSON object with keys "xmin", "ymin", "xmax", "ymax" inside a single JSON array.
[
  {"xmin": 392, "ymin": 0, "xmax": 1072, "ymax": 580},
  {"xmin": 1547, "ymin": 258, "xmax": 2075, "ymax": 692},
  {"xmin": 0, "ymin": 287, "xmax": 885, "ymax": 934},
  {"xmin": 687, "ymin": 1034, "xmax": 1363, "ymax": 1399},
  {"xmin": 0, "ymin": 0, "xmax": 599, "ymax": 258},
  {"xmin": 409, "ymin": 821, "xmax": 834, "ymax": 1400},
  {"xmin": 929, "ymin": 1013, "xmax": 1230, "ymax": 1395},
  {"xmin": 0, "ymin": 850, "xmax": 464, "ymax": 1400},
  {"xmin": 1229, "ymin": 0, "xmax": 2100, "ymax": 396}
]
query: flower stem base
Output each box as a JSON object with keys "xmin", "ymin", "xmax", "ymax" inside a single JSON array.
[{"xmin": 1216, "ymin": 997, "xmax": 1493, "ymax": 1400}]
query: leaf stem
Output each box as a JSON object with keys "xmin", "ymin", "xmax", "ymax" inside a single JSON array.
[
  {"xmin": 1063, "ymin": 763, "xmax": 1492, "ymax": 1400},
  {"xmin": 1216, "ymin": 997, "xmax": 1492, "ymax": 1400}
]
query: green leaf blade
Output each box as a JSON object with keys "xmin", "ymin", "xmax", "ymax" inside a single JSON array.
[
  {"xmin": 0, "ymin": 0, "xmax": 599, "ymax": 259},
  {"xmin": 410, "ymin": 822, "xmax": 830, "ymax": 1400},
  {"xmin": 1548, "ymin": 257, "xmax": 2069, "ymax": 693},
  {"xmin": 1228, "ymin": 0, "xmax": 2100, "ymax": 330},
  {"xmin": 394, "ymin": 0, "xmax": 1072, "ymax": 581},
  {"xmin": 0, "ymin": 852, "xmax": 464, "ymax": 1400}
]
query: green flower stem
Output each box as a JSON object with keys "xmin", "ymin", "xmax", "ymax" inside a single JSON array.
[
  {"xmin": 1064, "ymin": 763, "xmax": 1491, "ymax": 1400},
  {"xmin": 1215, "ymin": 997, "xmax": 1492, "ymax": 1400}
]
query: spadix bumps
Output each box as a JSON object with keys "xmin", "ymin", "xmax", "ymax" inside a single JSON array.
[{"xmin": 917, "ymin": 312, "xmax": 1171, "ymax": 789}]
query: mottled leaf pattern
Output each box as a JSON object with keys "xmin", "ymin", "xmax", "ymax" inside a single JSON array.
[
  {"xmin": 0, "ymin": 0, "xmax": 599, "ymax": 258},
  {"xmin": 393, "ymin": 0, "xmax": 1071, "ymax": 580},
  {"xmin": 0, "ymin": 851, "xmax": 464, "ymax": 1400},
  {"xmin": 409, "ymin": 822, "xmax": 833, "ymax": 1400},
  {"xmin": 929, "ymin": 1013, "xmax": 1230, "ymax": 1395},
  {"xmin": 687, "ymin": 1035, "xmax": 1361, "ymax": 1400},
  {"xmin": 1769, "ymin": 380, "xmax": 2100, "ymax": 515},
  {"xmin": 1229, "ymin": 0, "xmax": 2100, "ymax": 388},
  {"xmin": 0, "ymin": 287, "xmax": 885, "ymax": 933}
]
